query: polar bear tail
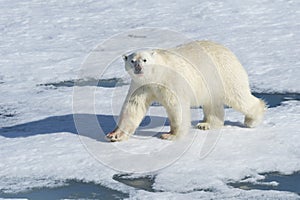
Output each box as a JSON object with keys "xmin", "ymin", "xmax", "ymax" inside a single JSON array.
[{"xmin": 244, "ymin": 98, "xmax": 266, "ymax": 128}]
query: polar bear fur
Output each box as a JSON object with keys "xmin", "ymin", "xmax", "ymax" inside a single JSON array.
[{"xmin": 106, "ymin": 41, "xmax": 266, "ymax": 142}]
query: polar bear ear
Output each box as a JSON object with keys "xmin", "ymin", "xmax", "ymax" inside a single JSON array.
[
  {"xmin": 150, "ymin": 50, "xmax": 157, "ymax": 56},
  {"xmin": 122, "ymin": 54, "xmax": 128, "ymax": 61}
]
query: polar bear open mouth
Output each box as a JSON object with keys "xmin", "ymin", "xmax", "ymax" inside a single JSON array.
[{"xmin": 134, "ymin": 70, "xmax": 143, "ymax": 75}]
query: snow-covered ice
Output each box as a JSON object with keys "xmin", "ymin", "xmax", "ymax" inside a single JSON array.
[{"xmin": 0, "ymin": 0, "xmax": 299, "ymax": 199}]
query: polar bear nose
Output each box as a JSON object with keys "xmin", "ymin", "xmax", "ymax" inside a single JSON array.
[{"xmin": 135, "ymin": 64, "xmax": 142, "ymax": 72}]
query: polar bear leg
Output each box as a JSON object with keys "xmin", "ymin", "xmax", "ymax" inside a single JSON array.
[
  {"xmin": 227, "ymin": 94, "xmax": 266, "ymax": 128},
  {"xmin": 106, "ymin": 87, "xmax": 153, "ymax": 142},
  {"xmin": 243, "ymin": 97, "xmax": 266, "ymax": 128},
  {"xmin": 196, "ymin": 103, "xmax": 224, "ymax": 130},
  {"xmin": 160, "ymin": 99, "xmax": 191, "ymax": 140}
]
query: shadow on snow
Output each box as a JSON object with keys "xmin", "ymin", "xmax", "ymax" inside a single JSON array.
[
  {"xmin": 0, "ymin": 112, "xmax": 249, "ymax": 142},
  {"xmin": 0, "ymin": 114, "xmax": 170, "ymax": 142}
]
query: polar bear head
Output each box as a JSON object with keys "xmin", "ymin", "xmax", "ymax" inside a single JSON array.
[{"xmin": 122, "ymin": 50, "xmax": 160, "ymax": 82}]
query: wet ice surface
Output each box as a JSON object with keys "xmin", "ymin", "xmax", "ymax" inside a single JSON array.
[{"xmin": 1, "ymin": 0, "xmax": 300, "ymax": 199}]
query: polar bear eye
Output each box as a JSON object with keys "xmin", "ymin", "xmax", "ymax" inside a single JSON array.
[
  {"xmin": 131, "ymin": 60, "xmax": 135, "ymax": 64},
  {"xmin": 143, "ymin": 59, "xmax": 147, "ymax": 63}
]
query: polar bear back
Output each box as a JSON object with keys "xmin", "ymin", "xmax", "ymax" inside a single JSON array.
[{"xmin": 168, "ymin": 41, "xmax": 252, "ymax": 106}]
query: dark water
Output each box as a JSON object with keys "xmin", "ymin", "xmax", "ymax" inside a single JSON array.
[
  {"xmin": 113, "ymin": 174, "xmax": 155, "ymax": 192},
  {"xmin": 114, "ymin": 172, "xmax": 300, "ymax": 195},
  {"xmin": 229, "ymin": 172, "xmax": 300, "ymax": 195},
  {"xmin": 0, "ymin": 180, "xmax": 128, "ymax": 200},
  {"xmin": 39, "ymin": 78, "xmax": 128, "ymax": 88},
  {"xmin": 2, "ymin": 172, "xmax": 299, "ymax": 199},
  {"xmin": 253, "ymin": 92, "xmax": 300, "ymax": 108}
]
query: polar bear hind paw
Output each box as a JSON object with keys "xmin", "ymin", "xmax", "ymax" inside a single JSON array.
[
  {"xmin": 160, "ymin": 132, "xmax": 177, "ymax": 140},
  {"xmin": 196, "ymin": 122, "xmax": 210, "ymax": 130}
]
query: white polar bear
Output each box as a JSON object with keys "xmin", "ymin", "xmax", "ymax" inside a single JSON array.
[{"xmin": 106, "ymin": 41, "xmax": 266, "ymax": 142}]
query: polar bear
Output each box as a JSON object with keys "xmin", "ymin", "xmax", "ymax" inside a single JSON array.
[{"xmin": 106, "ymin": 41, "xmax": 265, "ymax": 142}]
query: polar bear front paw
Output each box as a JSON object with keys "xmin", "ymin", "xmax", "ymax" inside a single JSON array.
[
  {"xmin": 106, "ymin": 129, "xmax": 129, "ymax": 142},
  {"xmin": 196, "ymin": 122, "xmax": 210, "ymax": 130}
]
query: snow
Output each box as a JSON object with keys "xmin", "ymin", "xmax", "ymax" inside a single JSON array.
[
  {"xmin": 0, "ymin": 0, "xmax": 299, "ymax": 199},
  {"xmin": 152, "ymin": 101, "xmax": 300, "ymax": 192},
  {"xmin": 128, "ymin": 189, "xmax": 300, "ymax": 200}
]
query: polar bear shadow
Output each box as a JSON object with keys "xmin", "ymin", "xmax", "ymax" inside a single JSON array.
[
  {"xmin": 190, "ymin": 120, "xmax": 245, "ymax": 130},
  {"xmin": 132, "ymin": 116, "xmax": 170, "ymax": 138},
  {"xmin": 135, "ymin": 119, "xmax": 246, "ymax": 139},
  {"xmin": 223, "ymin": 120, "xmax": 246, "ymax": 128}
]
